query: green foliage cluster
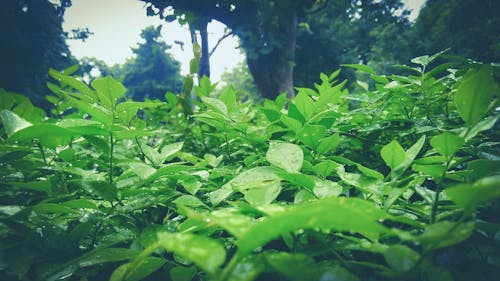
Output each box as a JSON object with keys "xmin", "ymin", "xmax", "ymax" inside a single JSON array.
[{"xmin": 0, "ymin": 53, "xmax": 499, "ymax": 281}]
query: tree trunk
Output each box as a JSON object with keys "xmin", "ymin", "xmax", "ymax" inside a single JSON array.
[
  {"xmin": 198, "ymin": 20, "xmax": 210, "ymax": 79},
  {"xmin": 246, "ymin": 11, "xmax": 297, "ymax": 100}
]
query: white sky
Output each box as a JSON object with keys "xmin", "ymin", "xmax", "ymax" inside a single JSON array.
[{"xmin": 64, "ymin": 0, "xmax": 425, "ymax": 82}]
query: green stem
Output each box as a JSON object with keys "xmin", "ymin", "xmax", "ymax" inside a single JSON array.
[
  {"xmin": 430, "ymin": 158, "xmax": 452, "ymax": 223},
  {"xmin": 219, "ymin": 253, "xmax": 239, "ymax": 281},
  {"xmin": 37, "ymin": 141, "xmax": 47, "ymax": 164},
  {"xmin": 109, "ymin": 132, "xmax": 114, "ymax": 184}
]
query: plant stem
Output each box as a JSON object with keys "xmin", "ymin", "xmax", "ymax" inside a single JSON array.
[
  {"xmin": 109, "ymin": 132, "xmax": 114, "ymax": 184},
  {"xmin": 430, "ymin": 158, "xmax": 452, "ymax": 223},
  {"xmin": 219, "ymin": 253, "xmax": 239, "ymax": 281},
  {"xmin": 37, "ymin": 141, "xmax": 47, "ymax": 164}
]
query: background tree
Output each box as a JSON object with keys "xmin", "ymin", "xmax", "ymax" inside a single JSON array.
[
  {"xmin": 0, "ymin": 0, "xmax": 91, "ymax": 109},
  {"xmin": 118, "ymin": 26, "xmax": 183, "ymax": 101},
  {"xmin": 409, "ymin": 0, "xmax": 500, "ymax": 63},
  {"xmin": 0, "ymin": 0, "xmax": 72, "ymax": 108},
  {"xmin": 141, "ymin": 0, "xmax": 318, "ymax": 100},
  {"xmin": 294, "ymin": 0, "xmax": 410, "ymax": 87}
]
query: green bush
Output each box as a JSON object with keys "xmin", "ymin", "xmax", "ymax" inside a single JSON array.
[{"xmin": 0, "ymin": 53, "xmax": 499, "ymax": 281}]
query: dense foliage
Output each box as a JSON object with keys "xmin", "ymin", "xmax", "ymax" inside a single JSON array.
[{"xmin": 0, "ymin": 53, "xmax": 499, "ymax": 281}]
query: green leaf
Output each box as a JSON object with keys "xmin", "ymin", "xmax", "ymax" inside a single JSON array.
[
  {"xmin": 236, "ymin": 197, "xmax": 390, "ymax": 256},
  {"xmin": 173, "ymin": 195, "xmax": 208, "ymax": 209},
  {"xmin": 200, "ymin": 96, "xmax": 228, "ymax": 116},
  {"xmin": 416, "ymin": 221, "xmax": 475, "ymax": 250},
  {"xmin": 110, "ymin": 257, "xmax": 166, "ymax": 281},
  {"xmin": 395, "ymin": 135, "xmax": 426, "ymax": 172},
  {"xmin": 356, "ymin": 164, "xmax": 384, "ymax": 180},
  {"xmin": 9, "ymin": 124, "xmax": 75, "ymax": 149},
  {"xmin": 430, "ymin": 132, "xmax": 464, "ymax": 158},
  {"xmin": 313, "ymin": 179, "xmax": 342, "ymax": 198},
  {"xmin": 169, "ymin": 266, "xmax": 197, "ymax": 281},
  {"xmin": 445, "ymin": 176, "xmax": 500, "ymax": 210},
  {"xmin": 1, "ymin": 110, "xmax": 32, "ymax": 137},
  {"xmin": 129, "ymin": 162, "xmax": 157, "ymax": 180},
  {"xmin": 227, "ymin": 167, "xmax": 282, "ymax": 206},
  {"xmin": 157, "ymin": 232, "xmax": 226, "ymax": 274},
  {"xmin": 293, "ymin": 92, "xmax": 315, "ymax": 119},
  {"xmin": 266, "ymin": 252, "xmax": 359, "ymax": 281},
  {"xmin": 280, "ymin": 114, "xmax": 302, "ymax": 134},
  {"xmin": 91, "ymin": 76, "xmax": 126, "ymax": 108},
  {"xmin": 266, "ymin": 142, "xmax": 303, "ymax": 173},
  {"xmin": 464, "ymin": 115, "xmax": 498, "ymax": 141},
  {"xmin": 317, "ymin": 133, "xmax": 341, "ymax": 155},
  {"xmin": 383, "ymin": 245, "xmax": 420, "ymax": 272},
  {"xmin": 160, "ymin": 141, "xmax": 184, "ymax": 161},
  {"xmin": 277, "ymin": 172, "xmax": 315, "ymax": 190},
  {"xmin": 41, "ymin": 248, "xmax": 138, "ymax": 281},
  {"xmin": 342, "ymin": 64, "xmax": 376, "ymax": 75},
  {"xmin": 207, "ymin": 185, "xmax": 233, "ymax": 206},
  {"xmin": 116, "ymin": 101, "xmax": 161, "ymax": 123},
  {"xmin": 298, "ymin": 124, "xmax": 326, "ymax": 148},
  {"xmin": 454, "ymin": 65, "xmax": 497, "ymax": 127},
  {"xmin": 49, "ymin": 68, "xmax": 96, "ymax": 101},
  {"xmin": 412, "ymin": 164, "xmax": 446, "ymax": 179},
  {"xmin": 381, "ymin": 140, "xmax": 406, "ymax": 170},
  {"xmin": 313, "ymin": 160, "xmax": 339, "ymax": 178}
]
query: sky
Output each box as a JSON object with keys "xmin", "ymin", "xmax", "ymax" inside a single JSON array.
[{"xmin": 64, "ymin": 0, "xmax": 425, "ymax": 82}]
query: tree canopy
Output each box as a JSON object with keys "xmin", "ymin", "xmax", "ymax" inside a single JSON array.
[
  {"xmin": 409, "ymin": 0, "xmax": 500, "ymax": 62},
  {"xmin": 0, "ymin": 0, "xmax": 73, "ymax": 108},
  {"xmin": 121, "ymin": 26, "xmax": 183, "ymax": 100}
]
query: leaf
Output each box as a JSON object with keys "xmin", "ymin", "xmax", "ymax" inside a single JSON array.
[
  {"xmin": 157, "ymin": 232, "xmax": 226, "ymax": 274},
  {"xmin": 416, "ymin": 221, "xmax": 475, "ymax": 250},
  {"xmin": 207, "ymin": 185, "xmax": 233, "ymax": 206},
  {"xmin": 342, "ymin": 64, "xmax": 376, "ymax": 75},
  {"xmin": 445, "ymin": 176, "xmax": 500, "ymax": 210},
  {"xmin": 381, "ymin": 140, "xmax": 406, "ymax": 170},
  {"xmin": 464, "ymin": 115, "xmax": 498, "ymax": 141},
  {"xmin": 313, "ymin": 160, "xmax": 339, "ymax": 178},
  {"xmin": 454, "ymin": 65, "xmax": 497, "ymax": 127},
  {"xmin": 9, "ymin": 124, "xmax": 75, "ymax": 149},
  {"xmin": 280, "ymin": 115, "xmax": 302, "ymax": 134},
  {"xmin": 236, "ymin": 197, "xmax": 390, "ymax": 257},
  {"xmin": 412, "ymin": 164, "xmax": 446, "ymax": 179},
  {"xmin": 356, "ymin": 164, "xmax": 384, "ymax": 180},
  {"xmin": 116, "ymin": 101, "xmax": 161, "ymax": 123},
  {"xmin": 42, "ymin": 248, "xmax": 139, "ymax": 281},
  {"xmin": 204, "ymin": 209, "xmax": 254, "ymax": 238},
  {"xmin": 266, "ymin": 252, "xmax": 359, "ymax": 281},
  {"xmin": 1, "ymin": 110, "xmax": 32, "ymax": 137},
  {"xmin": 298, "ymin": 124, "xmax": 326, "ymax": 148},
  {"xmin": 266, "ymin": 142, "xmax": 303, "ymax": 173},
  {"xmin": 317, "ymin": 133, "xmax": 341, "ymax": 155},
  {"xmin": 129, "ymin": 162, "xmax": 157, "ymax": 180},
  {"xmin": 277, "ymin": 172, "xmax": 315, "ymax": 190},
  {"xmin": 169, "ymin": 266, "xmax": 197, "ymax": 281},
  {"xmin": 160, "ymin": 142, "xmax": 184, "ymax": 161},
  {"xmin": 91, "ymin": 76, "xmax": 126, "ymax": 108},
  {"xmin": 173, "ymin": 195, "xmax": 208, "ymax": 209},
  {"xmin": 110, "ymin": 257, "xmax": 166, "ymax": 281},
  {"xmin": 293, "ymin": 92, "xmax": 315, "ymax": 119},
  {"xmin": 430, "ymin": 132, "xmax": 464, "ymax": 158},
  {"xmin": 383, "ymin": 245, "xmax": 420, "ymax": 272},
  {"xmin": 200, "ymin": 96, "xmax": 228, "ymax": 116},
  {"xmin": 313, "ymin": 179, "xmax": 342, "ymax": 198},
  {"xmin": 227, "ymin": 167, "xmax": 282, "ymax": 206},
  {"xmin": 49, "ymin": 68, "xmax": 96, "ymax": 101}
]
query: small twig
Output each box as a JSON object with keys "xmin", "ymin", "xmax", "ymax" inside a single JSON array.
[{"xmin": 209, "ymin": 31, "xmax": 234, "ymax": 57}]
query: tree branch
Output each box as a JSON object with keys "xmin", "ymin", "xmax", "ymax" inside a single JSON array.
[{"xmin": 209, "ymin": 30, "xmax": 234, "ymax": 57}]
